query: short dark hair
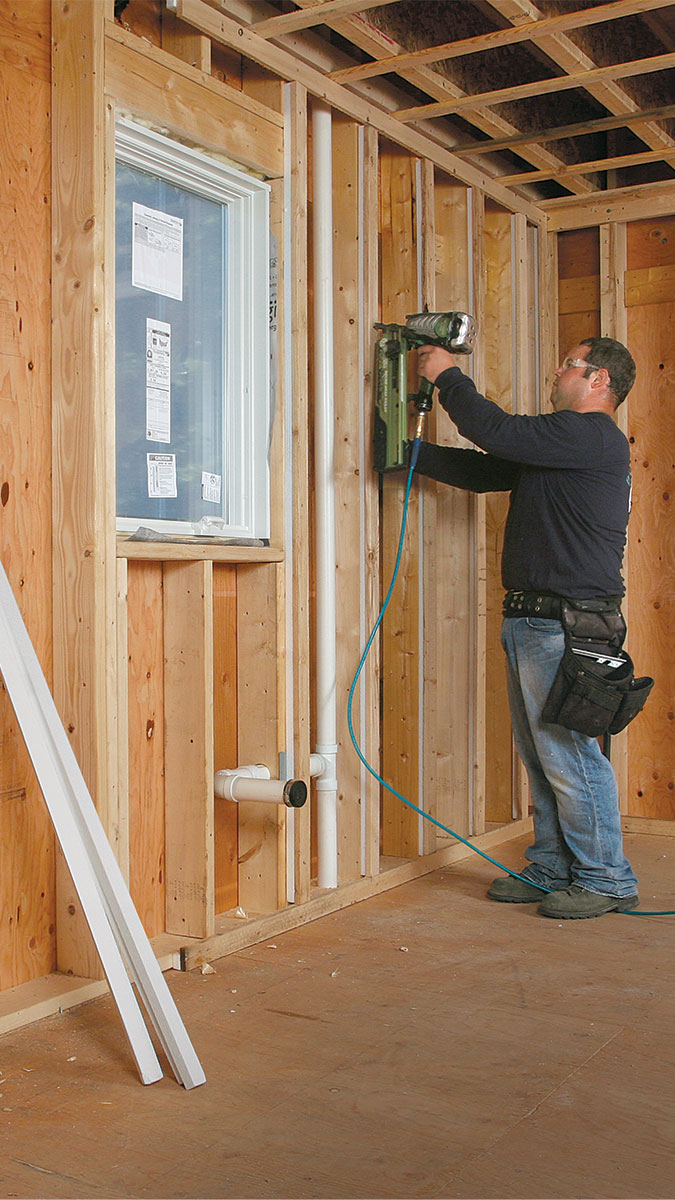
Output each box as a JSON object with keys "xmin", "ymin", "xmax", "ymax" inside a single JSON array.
[{"xmin": 580, "ymin": 337, "xmax": 636, "ymax": 407}]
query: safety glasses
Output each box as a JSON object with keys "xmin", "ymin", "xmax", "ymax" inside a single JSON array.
[{"xmin": 560, "ymin": 356, "xmax": 603, "ymax": 373}]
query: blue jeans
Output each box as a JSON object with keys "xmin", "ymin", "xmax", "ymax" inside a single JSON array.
[{"xmin": 501, "ymin": 616, "xmax": 637, "ymax": 897}]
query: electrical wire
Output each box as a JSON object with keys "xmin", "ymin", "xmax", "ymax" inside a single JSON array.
[{"xmin": 347, "ymin": 436, "xmax": 674, "ymax": 919}]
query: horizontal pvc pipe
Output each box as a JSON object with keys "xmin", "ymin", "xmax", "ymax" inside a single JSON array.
[{"xmin": 214, "ymin": 769, "xmax": 307, "ymax": 808}]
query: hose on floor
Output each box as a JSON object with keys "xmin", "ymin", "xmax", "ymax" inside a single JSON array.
[{"xmin": 347, "ymin": 437, "xmax": 674, "ymax": 919}]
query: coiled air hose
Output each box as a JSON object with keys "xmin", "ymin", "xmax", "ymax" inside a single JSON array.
[{"xmin": 347, "ymin": 435, "xmax": 673, "ymax": 918}]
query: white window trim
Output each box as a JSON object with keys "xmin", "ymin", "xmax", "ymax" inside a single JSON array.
[{"xmin": 115, "ymin": 117, "xmax": 271, "ymax": 540}]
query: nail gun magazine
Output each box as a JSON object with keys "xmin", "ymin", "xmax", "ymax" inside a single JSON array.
[{"xmin": 373, "ymin": 311, "xmax": 477, "ymax": 472}]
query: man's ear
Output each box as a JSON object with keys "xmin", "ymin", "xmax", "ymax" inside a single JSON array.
[{"xmin": 590, "ymin": 366, "xmax": 610, "ymax": 389}]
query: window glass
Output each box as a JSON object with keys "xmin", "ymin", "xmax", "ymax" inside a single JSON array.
[
  {"xmin": 114, "ymin": 119, "xmax": 271, "ymax": 539},
  {"xmin": 116, "ymin": 163, "xmax": 227, "ymax": 525}
]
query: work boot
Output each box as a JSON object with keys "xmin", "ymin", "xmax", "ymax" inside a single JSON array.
[
  {"xmin": 487, "ymin": 874, "xmax": 546, "ymax": 903},
  {"xmin": 538, "ymin": 883, "xmax": 639, "ymax": 920}
]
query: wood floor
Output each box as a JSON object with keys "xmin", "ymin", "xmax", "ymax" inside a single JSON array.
[{"xmin": 0, "ymin": 832, "xmax": 673, "ymax": 1200}]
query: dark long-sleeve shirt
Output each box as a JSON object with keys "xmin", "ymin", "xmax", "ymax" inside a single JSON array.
[{"xmin": 415, "ymin": 367, "xmax": 631, "ymax": 598}]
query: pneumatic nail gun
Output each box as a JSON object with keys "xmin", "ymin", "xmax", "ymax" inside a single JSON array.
[{"xmin": 373, "ymin": 311, "xmax": 477, "ymax": 472}]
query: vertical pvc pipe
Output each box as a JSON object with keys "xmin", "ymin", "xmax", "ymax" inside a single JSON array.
[
  {"xmin": 283, "ymin": 84, "xmax": 297, "ymax": 904},
  {"xmin": 312, "ymin": 101, "xmax": 338, "ymax": 890},
  {"xmin": 357, "ymin": 125, "xmax": 367, "ymax": 876}
]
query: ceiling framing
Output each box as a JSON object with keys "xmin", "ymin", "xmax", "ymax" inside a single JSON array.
[{"xmin": 204, "ymin": 0, "xmax": 675, "ymax": 206}]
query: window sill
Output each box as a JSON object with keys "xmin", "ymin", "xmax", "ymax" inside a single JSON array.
[{"xmin": 116, "ymin": 535, "xmax": 284, "ymax": 563}]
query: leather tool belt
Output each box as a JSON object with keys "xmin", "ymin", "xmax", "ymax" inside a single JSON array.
[
  {"xmin": 503, "ymin": 589, "xmax": 622, "ymax": 621},
  {"xmin": 503, "ymin": 590, "xmax": 564, "ymax": 619},
  {"xmin": 503, "ymin": 590, "xmax": 626, "ymax": 647}
]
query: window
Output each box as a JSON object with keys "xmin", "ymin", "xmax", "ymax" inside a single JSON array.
[{"xmin": 115, "ymin": 117, "xmax": 271, "ymax": 539}]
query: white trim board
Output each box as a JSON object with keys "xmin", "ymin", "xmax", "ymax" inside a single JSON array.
[{"xmin": 0, "ymin": 562, "xmax": 205, "ymax": 1090}]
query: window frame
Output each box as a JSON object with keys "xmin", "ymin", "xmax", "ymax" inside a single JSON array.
[{"xmin": 114, "ymin": 116, "xmax": 271, "ymax": 540}]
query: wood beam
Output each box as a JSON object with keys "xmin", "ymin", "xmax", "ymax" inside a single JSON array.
[
  {"xmin": 330, "ymin": 0, "xmax": 673, "ymax": 84},
  {"xmin": 599, "ymin": 222, "xmax": 629, "ymax": 813},
  {"xmin": 236, "ymin": 563, "xmax": 285, "ymax": 914},
  {"xmin": 179, "ymin": 817, "xmax": 535, "ymax": 970},
  {"xmin": 419, "ymin": 156, "xmax": 439, "ymax": 856},
  {"xmin": 361, "ymin": 123, "xmax": 381, "ymax": 879},
  {"xmin": 285, "ymin": 82, "xmax": 312, "ymax": 902},
  {"xmin": 105, "ymin": 23, "xmax": 284, "ymax": 178},
  {"xmin": 163, "ymin": 561, "xmax": 215, "ymax": 940},
  {"xmin": 470, "ymin": 188, "xmax": 487, "ymax": 837},
  {"xmin": 456, "ymin": 104, "xmax": 675, "ymax": 157},
  {"xmin": 542, "ymin": 179, "xmax": 675, "ymax": 230},
  {"xmin": 499, "ymin": 146, "xmax": 675, "ymax": 186},
  {"xmin": 250, "ymin": 0, "xmax": 395, "ymax": 39},
  {"xmin": 394, "ymin": 52, "xmax": 675, "ymax": 123},
  {"xmin": 52, "ymin": 0, "xmax": 117, "ymax": 979},
  {"xmin": 430, "ymin": 178, "xmax": 473, "ymax": 842}
]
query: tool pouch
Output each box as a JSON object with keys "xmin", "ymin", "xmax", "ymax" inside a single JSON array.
[{"xmin": 541, "ymin": 602, "xmax": 654, "ymax": 737}]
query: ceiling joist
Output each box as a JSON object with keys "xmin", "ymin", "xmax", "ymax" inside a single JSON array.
[
  {"xmin": 329, "ymin": 0, "xmax": 674, "ymax": 84},
  {"xmin": 393, "ymin": 51, "xmax": 675, "ymax": 123},
  {"xmin": 210, "ymin": 0, "xmax": 675, "ymax": 205},
  {"xmin": 455, "ymin": 104, "xmax": 675, "ymax": 157},
  {"xmin": 499, "ymin": 145, "xmax": 675, "ymax": 185},
  {"xmin": 485, "ymin": 0, "xmax": 675, "ymax": 159},
  {"xmin": 249, "ymin": 0, "xmax": 396, "ymax": 40},
  {"xmin": 250, "ymin": 0, "xmax": 605, "ymax": 194}
]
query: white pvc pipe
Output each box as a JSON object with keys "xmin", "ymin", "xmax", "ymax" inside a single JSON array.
[
  {"xmin": 283, "ymin": 82, "xmax": 297, "ymax": 906},
  {"xmin": 312, "ymin": 101, "xmax": 338, "ymax": 890},
  {"xmin": 214, "ymin": 767, "xmax": 307, "ymax": 808},
  {"xmin": 310, "ymin": 753, "xmax": 328, "ymax": 779}
]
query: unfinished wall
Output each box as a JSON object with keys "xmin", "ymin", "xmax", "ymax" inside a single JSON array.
[{"xmin": 0, "ymin": 0, "xmax": 671, "ymax": 1026}]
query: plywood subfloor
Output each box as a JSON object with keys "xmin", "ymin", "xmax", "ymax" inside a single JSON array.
[{"xmin": 0, "ymin": 833, "xmax": 674, "ymax": 1200}]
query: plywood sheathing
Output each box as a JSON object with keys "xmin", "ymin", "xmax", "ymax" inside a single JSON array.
[
  {"xmin": 558, "ymin": 226, "xmax": 602, "ymax": 350},
  {"xmin": 0, "ymin": 0, "xmax": 56, "ymax": 990},
  {"xmin": 625, "ymin": 215, "xmax": 675, "ymax": 818},
  {"xmin": 2, "ymin": 833, "xmax": 675, "ymax": 1200}
]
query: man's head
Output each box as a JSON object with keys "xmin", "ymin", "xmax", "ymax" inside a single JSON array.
[{"xmin": 550, "ymin": 337, "xmax": 636, "ymax": 413}]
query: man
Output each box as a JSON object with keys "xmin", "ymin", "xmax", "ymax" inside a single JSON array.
[{"xmin": 415, "ymin": 336, "xmax": 638, "ymax": 919}]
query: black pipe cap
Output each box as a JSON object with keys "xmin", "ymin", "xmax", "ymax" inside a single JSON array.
[{"xmin": 284, "ymin": 779, "xmax": 308, "ymax": 808}]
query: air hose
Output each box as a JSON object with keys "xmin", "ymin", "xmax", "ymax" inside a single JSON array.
[{"xmin": 347, "ymin": 434, "xmax": 674, "ymax": 918}]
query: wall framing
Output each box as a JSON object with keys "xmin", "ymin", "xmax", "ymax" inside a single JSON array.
[{"xmin": 0, "ymin": 0, "xmax": 670, "ymax": 1026}]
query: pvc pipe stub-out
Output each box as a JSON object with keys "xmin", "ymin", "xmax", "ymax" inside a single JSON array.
[{"xmin": 284, "ymin": 779, "xmax": 308, "ymax": 808}]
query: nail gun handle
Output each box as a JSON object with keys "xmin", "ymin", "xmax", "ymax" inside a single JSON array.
[{"xmin": 412, "ymin": 377, "xmax": 434, "ymax": 413}]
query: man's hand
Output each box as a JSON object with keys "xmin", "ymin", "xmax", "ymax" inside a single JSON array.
[{"xmin": 417, "ymin": 344, "xmax": 457, "ymax": 383}]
